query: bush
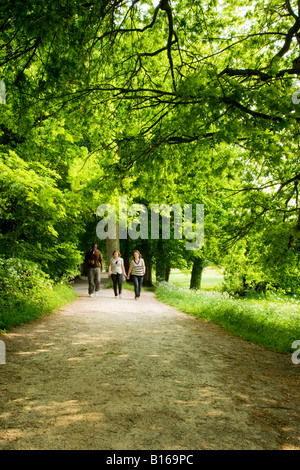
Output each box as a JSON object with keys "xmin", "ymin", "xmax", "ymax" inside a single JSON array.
[
  {"xmin": 0, "ymin": 257, "xmax": 53, "ymax": 298},
  {"xmin": 0, "ymin": 258, "xmax": 77, "ymax": 331}
]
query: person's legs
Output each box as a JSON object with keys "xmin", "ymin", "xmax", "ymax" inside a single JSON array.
[
  {"xmin": 135, "ymin": 275, "xmax": 143, "ymax": 298},
  {"xmin": 117, "ymin": 273, "xmax": 123, "ymax": 295},
  {"xmin": 94, "ymin": 267, "xmax": 100, "ymax": 294},
  {"xmin": 132, "ymin": 275, "xmax": 139, "ymax": 299},
  {"xmin": 137, "ymin": 275, "xmax": 144, "ymax": 298},
  {"xmin": 111, "ymin": 274, "xmax": 118, "ymax": 296},
  {"xmin": 88, "ymin": 268, "xmax": 95, "ymax": 295}
]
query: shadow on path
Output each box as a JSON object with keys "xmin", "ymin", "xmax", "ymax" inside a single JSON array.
[{"xmin": 0, "ymin": 276, "xmax": 300, "ymax": 450}]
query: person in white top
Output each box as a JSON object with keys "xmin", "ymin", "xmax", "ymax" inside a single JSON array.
[
  {"xmin": 108, "ymin": 250, "xmax": 127, "ymax": 298},
  {"xmin": 127, "ymin": 250, "xmax": 146, "ymax": 300}
]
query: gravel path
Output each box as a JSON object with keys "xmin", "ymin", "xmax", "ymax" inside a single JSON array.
[{"xmin": 1, "ymin": 275, "xmax": 300, "ymax": 450}]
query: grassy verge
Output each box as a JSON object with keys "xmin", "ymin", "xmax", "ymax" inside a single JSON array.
[
  {"xmin": 155, "ymin": 281, "xmax": 300, "ymax": 354},
  {"xmin": 0, "ymin": 283, "xmax": 77, "ymax": 332},
  {"xmin": 169, "ymin": 267, "xmax": 224, "ymax": 290}
]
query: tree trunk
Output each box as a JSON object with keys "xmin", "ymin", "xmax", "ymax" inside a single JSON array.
[
  {"xmin": 144, "ymin": 256, "xmax": 153, "ymax": 286},
  {"xmin": 106, "ymin": 224, "xmax": 119, "ymax": 271},
  {"xmin": 165, "ymin": 262, "xmax": 171, "ymax": 282},
  {"xmin": 190, "ymin": 257, "xmax": 204, "ymax": 290},
  {"xmin": 155, "ymin": 239, "xmax": 166, "ymax": 283},
  {"xmin": 142, "ymin": 239, "xmax": 153, "ymax": 286},
  {"xmin": 121, "ymin": 237, "xmax": 130, "ymax": 274}
]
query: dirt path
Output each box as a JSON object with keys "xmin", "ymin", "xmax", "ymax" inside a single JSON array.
[{"xmin": 1, "ymin": 275, "xmax": 300, "ymax": 450}]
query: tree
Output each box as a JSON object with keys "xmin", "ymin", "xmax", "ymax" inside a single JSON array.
[
  {"xmin": 190, "ymin": 252, "xmax": 205, "ymax": 290},
  {"xmin": 2, "ymin": 0, "xmax": 300, "ymax": 293}
]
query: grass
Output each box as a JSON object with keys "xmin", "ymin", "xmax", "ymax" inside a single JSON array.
[
  {"xmin": 120, "ymin": 267, "xmax": 223, "ymax": 293},
  {"xmin": 0, "ymin": 283, "xmax": 77, "ymax": 332},
  {"xmin": 169, "ymin": 267, "xmax": 224, "ymax": 291},
  {"xmin": 155, "ymin": 270, "xmax": 300, "ymax": 354}
]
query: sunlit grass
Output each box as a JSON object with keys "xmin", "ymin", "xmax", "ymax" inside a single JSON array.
[
  {"xmin": 169, "ymin": 267, "xmax": 224, "ymax": 290},
  {"xmin": 0, "ymin": 284, "xmax": 77, "ymax": 332},
  {"xmin": 155, "ymin": 276, "xmax": 300, "ymax": 354}
]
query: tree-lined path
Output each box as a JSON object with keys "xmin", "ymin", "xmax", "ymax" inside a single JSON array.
[{"xmin": 0, "ymin": 276, "xmax": 300, "ymax": 450}]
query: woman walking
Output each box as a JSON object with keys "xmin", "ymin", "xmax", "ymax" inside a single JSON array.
[
  {"xmin": 127, "ymin": 250, "xmax": 146, "ymax": 300},
  {"xmin": 108, "ymin": 250, "xmax": 126, "ymax": 298}
]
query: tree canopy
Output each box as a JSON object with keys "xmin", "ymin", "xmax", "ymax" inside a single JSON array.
[{"xmin": 1, "ymin": 0, "xmax": 300, "ymax": 292}]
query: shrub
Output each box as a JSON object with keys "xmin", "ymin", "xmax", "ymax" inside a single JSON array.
[
  {"xmin": 0, "ymin": 257, "xmax": 53, "ymax": 299},
  {"xmin": 0, "ymin": 258, "xmax": 76, "ymax": 331}
]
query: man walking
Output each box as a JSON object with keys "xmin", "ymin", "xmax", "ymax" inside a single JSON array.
[{"xmin": 85, "ymin": 242, "xmax": 103, "ymax": 297}]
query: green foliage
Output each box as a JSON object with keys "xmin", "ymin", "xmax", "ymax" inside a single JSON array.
[
  {"xmin": 169, "ymin": 268, "xmax": 224, "ymax": 290},
  {"xmin": 0, "ymin": 152, "xmax": 83, "ymax": 279},
  {"xmin": 1, "ymin": 0, "xmax": 300, "ymax": 326},
  {"xmin": 0, "ymin": 258, "xmax": 53, "ymax": 298},
  {"xmin": 0, "ymin": 258, "xmax": 77, "ymax": 331}
]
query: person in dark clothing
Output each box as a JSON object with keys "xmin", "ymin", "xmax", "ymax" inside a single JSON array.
[{"xmin": 85, "ymin": 243, "xmax": 103, "ymax": 297}]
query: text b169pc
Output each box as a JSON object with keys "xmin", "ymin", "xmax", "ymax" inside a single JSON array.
[
  {"xmin": 150, "ymin": 455, "xmax": 193, "ymax": 465},
  {"xmin": 106, "ymin": 454, "xmax": 194, "ymax": 467}
]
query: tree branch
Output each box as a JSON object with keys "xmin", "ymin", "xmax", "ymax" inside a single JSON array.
[
  {"xmin": 276, "ymin": 174, "xmax": 300, "ymax": 193},
  {"xmin": 286, "ymin": 0, "xmax": 298, "ymax": 19},
  {"xmin": 14, "ymin": 37, "xmax": 41, "ymax": 85},
  {"xmin": 222, "ymin": 97, "xmax": 284, "ymax": 121},
  {"xmin": 218, "ymin": 65, "xmax": 295, "ymax": 80},
  {"xmin": 271, "ymin": 2, "xmax": 300, "ymax": 61}
]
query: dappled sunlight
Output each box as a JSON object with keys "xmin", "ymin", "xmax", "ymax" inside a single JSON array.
[
  {"xmin": 206, "ymin": 410, "xmax": 224, "ymax": 417},
  {"xmin": 66, "ymin": 357, "xmax": 84, "ymax": 362},
  {"xmin": 1, "ymin": 277, "xmax": 300, "ymax": 450},
  {"xmin": 0, "ymin": 397, "xmax": 109, "ymax": 450},
  {"xmin": 15, "ymin": 350, "xmax": 48, "ymax": 356}
]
